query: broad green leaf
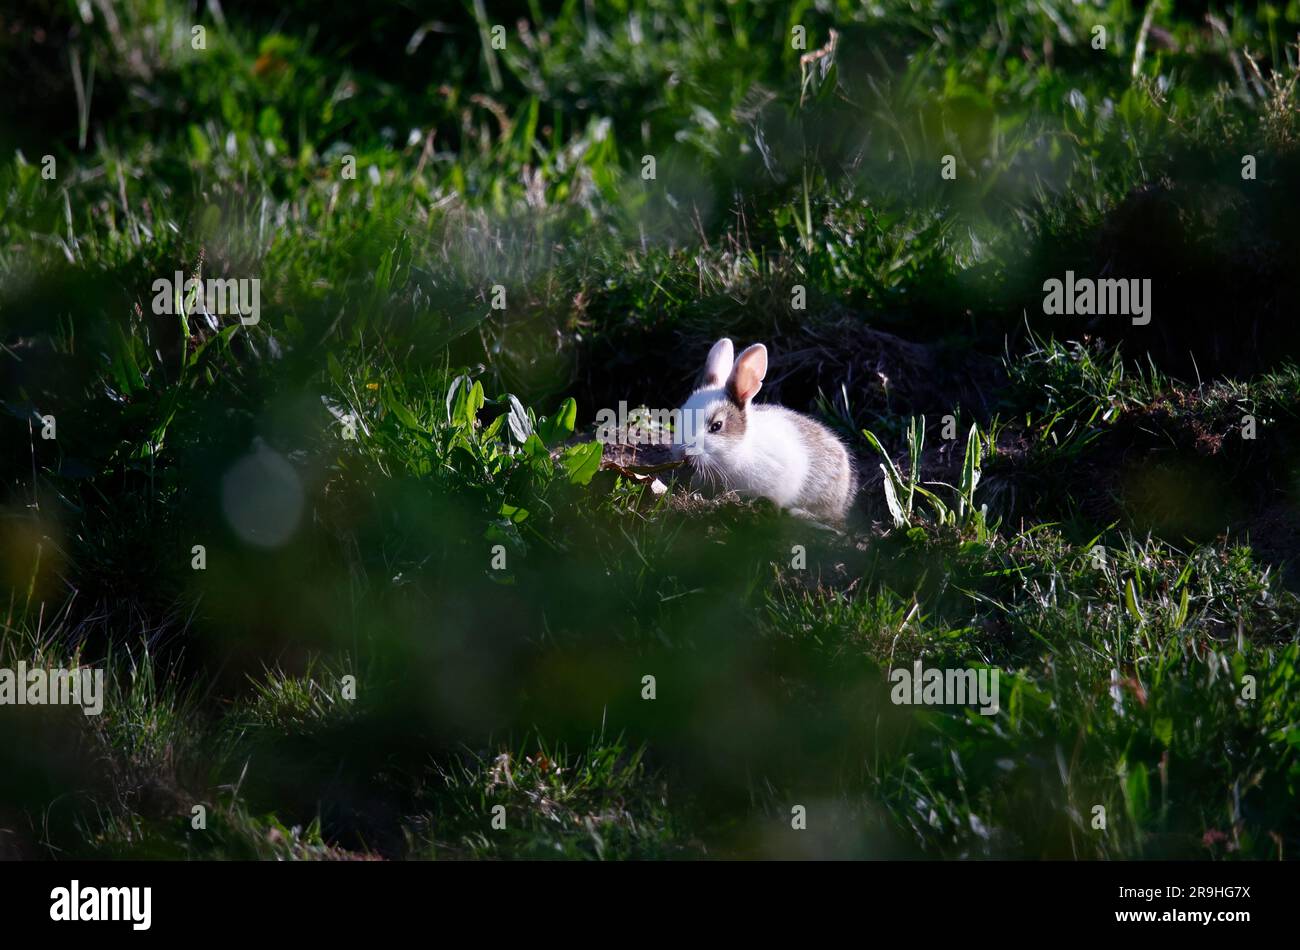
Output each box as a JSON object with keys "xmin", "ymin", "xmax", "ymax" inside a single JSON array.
[
  {"xmin": 537, "ymin": 396, "xmax": 577, "ymax": 446},
  {"xmin": 879, "ymin": 464, "xmax": 906, "ymax": 528},
  {"xmin": 383, "ymin": 389, "xmax": 423, "ymax": 432},
  {"xmin": 561, "ymin": 440, "xmax": 602, "ymax": 485},
  {"xmin": 500, "ymin": 502, "xmax": 529, "ymax": 524},
  {"xmin": 507, "ymin": 394, "xmax": 532, "ymax": 443},
  {"xmin": 446, "ymin": 376, "xmax": 484, "ymax": 430},
  {"xmin": 445, "ymin": 375, "xmax": 469, "ymax": 424}
]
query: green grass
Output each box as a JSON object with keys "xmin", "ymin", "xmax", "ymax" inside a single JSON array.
[{"xmin": 1, "ymin": 0, "xmax": 1299, "ymax": 860}]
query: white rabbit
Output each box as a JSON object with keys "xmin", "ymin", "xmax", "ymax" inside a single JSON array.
[{"xmin": 677, "ymin": 338, "xmax": 857, "ymax": 523}]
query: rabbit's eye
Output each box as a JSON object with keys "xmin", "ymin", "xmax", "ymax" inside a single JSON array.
[{"xmin": 708, "ymin": 419, "xmax": 723, "ymax": 433}]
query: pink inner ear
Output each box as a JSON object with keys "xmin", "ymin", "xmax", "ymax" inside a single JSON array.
[
  {"xmin": 729, "ymin": 348, "xmax": 766, "ymax": 404},
  {"xmin": 734, "ymin": 368, "xmax": 759, "ymax": 403}
]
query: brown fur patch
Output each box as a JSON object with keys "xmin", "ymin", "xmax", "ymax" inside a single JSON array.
[
  {"xmin": 777, "ymin": 407, "xmax": 856, "ymax": 521},
  {"xmin": 712, "ymin": 400, "xmax": 747, "ymax": 443}
]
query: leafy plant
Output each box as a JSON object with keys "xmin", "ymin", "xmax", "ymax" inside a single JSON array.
[{"xmin": 863, "ymin": 417, "xmax": 992, "ymax": 538}]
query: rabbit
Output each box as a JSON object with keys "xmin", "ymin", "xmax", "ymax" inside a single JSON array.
[{"xmin": 676, "ymin": 337, "xmax": 857, "ymax": 523}]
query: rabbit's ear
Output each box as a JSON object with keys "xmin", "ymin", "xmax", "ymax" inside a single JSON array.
[
  {"xmin": 702, "ymin": 338, "xmax": 735, "ymax": 387},
  {"xmin": 726, "ymin": 343, "xmax": 767, "ymax": 407}
]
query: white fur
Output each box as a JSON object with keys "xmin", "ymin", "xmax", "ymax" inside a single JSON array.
[
  {"xmin": 677, "ymin": 340, "xmax": 855, "ymax": 521},
  {"xmin": 701, "ymin": 338, "xmax": 734, "ymax": 386},
  {"xmin": 680, "ymin": 390, "xmax": 810, "ymax": 507}
]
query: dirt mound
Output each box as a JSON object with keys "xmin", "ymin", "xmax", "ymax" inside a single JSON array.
[
  {"xmin": 577, "ymin": 305, "xmax": 1004, "ymax": 432},
  {"xmin": 757, "ymin": 306, "xmax": 1005, "ymax": 419}
]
